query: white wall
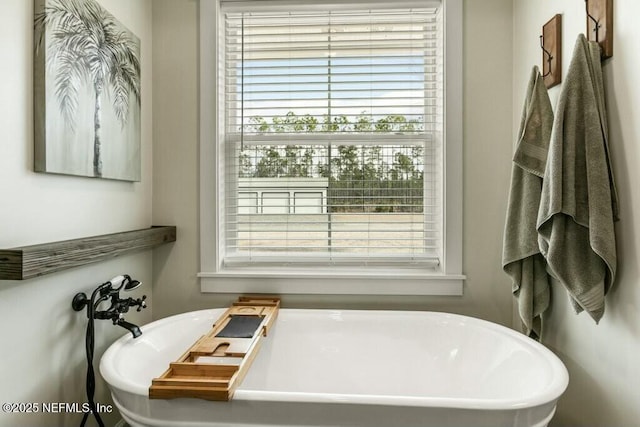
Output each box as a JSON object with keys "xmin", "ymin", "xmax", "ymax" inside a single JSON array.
[
  {"xmin": 152, "ymin": 0, "xmax": 514, "ymax": 324},
  {"xmin": 0, "ymin": 1, "xmax": 153, "ymax": 426},
  {"xmin": 513, "ymin": 2, "xmax": 640, "ymax": 426}
]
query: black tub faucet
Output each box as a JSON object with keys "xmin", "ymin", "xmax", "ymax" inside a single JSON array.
[
  {"xmin": 116, "ymin": 319, "xmax": 142, "ymax": 338},
  {"xmin": 72, "ymin": 274, "xmax": 147, "ymax": 338},
  {"xmin": 73, "ymin": 274, "xmax": 147, "ymax": 427}
]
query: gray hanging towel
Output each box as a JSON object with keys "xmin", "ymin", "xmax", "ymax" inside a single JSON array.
[
  {"xmin": 537, "ymin": 34, "xmax": 619, "ymax": 323},
  {"xmin": 503, "ymin": 66, "xmax": 553, "ymax": 339}
]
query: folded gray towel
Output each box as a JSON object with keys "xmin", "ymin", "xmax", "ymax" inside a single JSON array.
[
  {"xmin": 537, "ymin": 34, "xmax": 619, "ymax": 323},
  {"xmin": 503, "ymin": 67, "xmax": 553, "ymax": 339}
]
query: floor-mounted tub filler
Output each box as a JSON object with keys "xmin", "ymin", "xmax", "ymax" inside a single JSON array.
[{"xmin": 100, "ymin": 309, "xmax": 569, "ymax": 427}]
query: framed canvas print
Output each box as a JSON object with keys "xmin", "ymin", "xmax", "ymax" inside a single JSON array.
[{"xmin": 34, "ymin": 0, "xmax": 141, "ymax": 181}]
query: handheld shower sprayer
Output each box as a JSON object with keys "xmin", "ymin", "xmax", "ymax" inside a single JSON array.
[{"xmin": 107, "ymin": 274, "xmax": 142, "ymax": 292}]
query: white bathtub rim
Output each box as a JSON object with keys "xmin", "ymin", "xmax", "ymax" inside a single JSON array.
[
  {"xmin": 101, "ymin": 308, "xmax": 569, "ymax": 411},
  {"xmin": 232, "ymin": 389, "xmax": 560, "ymax": 410}
]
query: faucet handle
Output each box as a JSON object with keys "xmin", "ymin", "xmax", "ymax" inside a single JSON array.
[{"xmin": 136, "ymin": 295, "xmax": 147, "ymax": 312}]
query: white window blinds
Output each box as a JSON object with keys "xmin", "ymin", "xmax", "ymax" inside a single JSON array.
[{"xmin": 221, "ymin": 2, "xmax": 443, "ymax": 267}]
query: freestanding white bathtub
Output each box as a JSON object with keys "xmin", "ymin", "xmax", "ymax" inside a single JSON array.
[{"xmin": 100, "ymin": 309, "xmax": 568, "ymax": 427}]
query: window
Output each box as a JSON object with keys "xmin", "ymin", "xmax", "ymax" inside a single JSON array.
[{"xmin": 200, "ymin": 0, "xmax": 463, "ymax": 295}]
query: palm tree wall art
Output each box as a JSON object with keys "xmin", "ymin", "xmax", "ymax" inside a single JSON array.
[{"xmin": 34, "ymin": 0, "xmax": 141, "ymax": 181}]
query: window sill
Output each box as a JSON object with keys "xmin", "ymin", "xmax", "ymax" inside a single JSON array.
[{"xmin": 198, "ymin": 269, "xmax": 465, "ymax": 296}]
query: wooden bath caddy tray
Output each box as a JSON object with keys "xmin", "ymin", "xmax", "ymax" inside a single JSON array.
[{"xmin": 149, "ymin": 296, "xmax": 280, "ymax": 401}]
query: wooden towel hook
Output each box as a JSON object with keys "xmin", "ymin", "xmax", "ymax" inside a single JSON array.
[
  {"xmin": 541, "ymin": 14, "xmax": 562, "ymax": 88},
  {"xmin": 585, "ymin": 0, "xmax": 613, "ymax": 59}
]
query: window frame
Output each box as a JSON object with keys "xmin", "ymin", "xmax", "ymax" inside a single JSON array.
[{"xmin": 199, "ymin": 0, "xmax": 464, "ymax": 296}]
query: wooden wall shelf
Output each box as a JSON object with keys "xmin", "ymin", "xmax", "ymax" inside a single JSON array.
[{"xmin": 0, "ymin": 226, "xmax": 176, "ymax": 280}]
